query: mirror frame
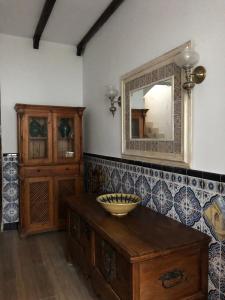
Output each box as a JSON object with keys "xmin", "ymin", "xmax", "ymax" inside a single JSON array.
[{"xmin": 121, "ymin": 41, "xmax": 192, "ymax": 168}]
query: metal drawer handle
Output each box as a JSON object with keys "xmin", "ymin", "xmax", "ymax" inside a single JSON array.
[{"xmin": 159, "ymin": 269, "xmax": 187, "ymax": 289}]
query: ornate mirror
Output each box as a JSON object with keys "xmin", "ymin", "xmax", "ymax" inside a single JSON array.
[{"xmin": 121, "ymin": 42, "xmax": 192, "ymax": 167}]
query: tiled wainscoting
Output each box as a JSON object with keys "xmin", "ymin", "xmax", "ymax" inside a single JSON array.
[
  {"xmin": 2, "ymin": 154, "xmax": 19, "ymax": 229},
  {"xmin": 84, "ymin": 153, "xmax": 225, "ymax": 299}
]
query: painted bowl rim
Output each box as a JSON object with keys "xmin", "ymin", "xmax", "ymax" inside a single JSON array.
[{"xmin": 96, "ymin": 193, "xmax": 141, "ymax": 205}]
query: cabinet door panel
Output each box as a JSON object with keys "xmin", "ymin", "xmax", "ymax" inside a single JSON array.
[
  {"xmin": 95, "ymin": 233, "xmax": 131, "ymax": 300},
  {"xmin": 22, "ymin": 112, "xmax": 53, "ymax": 165},
  {"xmin": 53, "ymin": 113, "xmax": 81, "ymax": 164},
  {"xmin": 24, "ymin": 177, "xmax": 54, "ymax": 233},
  {"xmin": 55, "ymin": 176, "xmax": 83, "ymax": 228}
]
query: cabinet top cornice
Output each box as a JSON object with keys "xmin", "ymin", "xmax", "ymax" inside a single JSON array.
[{"xmin": 14, "ymin": 103, "xmax": 86, "ymax": 113}]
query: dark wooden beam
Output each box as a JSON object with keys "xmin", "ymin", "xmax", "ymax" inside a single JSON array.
[
  {"xmin": 76, "ymin": 0, "xmax": 125, "ymax": 56},
  {"xmin": 33, "ymin": 0, "xmax": 56, "ymax": 49}
]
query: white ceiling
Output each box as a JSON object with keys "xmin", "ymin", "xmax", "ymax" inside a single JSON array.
[{"xmin": 0, "ymin": 0, "xmax": 112, "ymax": 45}]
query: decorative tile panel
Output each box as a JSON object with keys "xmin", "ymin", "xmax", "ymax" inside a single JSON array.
[{"xmin": 2, "ymin": 154, "xmax": 19, "ymax": 225}]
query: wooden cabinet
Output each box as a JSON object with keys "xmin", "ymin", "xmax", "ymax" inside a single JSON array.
[
  {"xmin": 66, "ymin": 193, "xmax": 210, "ymax": 300},
  {"xmin": 15, "ymin": 104, "xmax": 85, "ymax": 237}
]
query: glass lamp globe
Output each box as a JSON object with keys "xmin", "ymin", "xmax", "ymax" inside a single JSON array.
[
  {"xmin": 175, "ymin": 46, "xmax": 200, "ymax": 68},
  {"xmin": 105, "ymin": 85, "xmax": 118, "ymax": 99}
]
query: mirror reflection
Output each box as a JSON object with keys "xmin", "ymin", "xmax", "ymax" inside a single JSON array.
[{"xmin": 130, "ymin": 77, "xmax": 174, "ymax": 140}]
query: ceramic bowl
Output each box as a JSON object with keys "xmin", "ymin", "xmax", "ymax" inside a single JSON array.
[{"xmin": 96, "ymin": 193, "xmax": 141, "ymax": 217}]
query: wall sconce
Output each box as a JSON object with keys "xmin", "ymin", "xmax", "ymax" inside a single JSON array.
[
  {"xmin": 105, "ymin": 85, "xmax": 121, "ymax": 116},
  {"xmin": 175, "ymin": 45, "xmax": 206, "ymax": 97}
]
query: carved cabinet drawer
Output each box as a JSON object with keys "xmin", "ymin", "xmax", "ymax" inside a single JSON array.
[
  {"xmin": 94, "ymin": 233, "xmax": 131, "ymax": 300},
  {"xmin": 21, "ymin": 164, "xmax": 79, "ymax": 178},
  {"xmin": 139, "ymin": 247, "xmax": 204, "ymax": 300}
]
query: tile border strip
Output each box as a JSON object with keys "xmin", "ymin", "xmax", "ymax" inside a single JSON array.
[{"xmin": 84, "ymin": 152, "xmax": 223, "ymax": 182}]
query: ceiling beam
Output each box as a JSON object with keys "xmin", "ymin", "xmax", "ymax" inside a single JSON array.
[
  {"xmin": 76, "ymin": 0, "xmax": 125, "ymax": 56},
  {"xmin": 33, "ymin": 0, "xmax": 56, "ymax": 49}
]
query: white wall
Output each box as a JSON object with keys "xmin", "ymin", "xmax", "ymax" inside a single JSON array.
[
  {"xmin": 0, "ymin": 34, "xmax": 83, "ymax": 153},
  {"xmin": 83, "ymin": 0, "xmax": 225, "ymax": 174}
]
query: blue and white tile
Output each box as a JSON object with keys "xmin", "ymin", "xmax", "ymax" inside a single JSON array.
[
  {"xmin": 188, "ymin": 187, "xmax": 203, "ymax": 208},
  {"xmin": 152, "ymin": 195, "xmax": 161, "ymax": 213},
  {"xmin": 220, "ymin": 292, "xmax": 225, "ymax": 300},
  {"xmin": 173, "ymin": 182, "xmax": 186, "ymax": 197},
  {"xmin": 135, "ymin": 175, "xmax": 151, "ymax": 203},
  {"xmin": 160, "ymin": 181, "xmax": 173, "ymax": 215},
  {"xmin": 143, "ymin": 175, "xmax": 152, "ymax": 190},
  {"xmin": 118, "ymin": 166, "xmax": 126, "ymax": 178},
  {"xmin": 2, "ymin": 202, "xmax": 19, "ymax": 224},
  {"xmin": 173, "ymin": 206, "xmax": 182, "ymax": 222},
  {"xmin": 187, "ymin": 187, "xmax": 202, "ymax": 210},
  {"xmin": 145, "ymin": 197, "xmax": 152, "ymax": 209},
  {"xmin": 111, "ymin": 168, "xmax": 121, "ymax": 192},
  {"xmin": 165, "ymin": 205, "xmax": 176, "ymax": 219},
  {"xmin": 105, "ymin": 181, "xmax": 114, "ymax": 193},
  {"xmin": 183, "ymin": 188, "xmax": 201, "ymax": 227},
  {"xmin": 140, "ymin": 193, "xmax": 151, "ymax": 207},
  {"xmin": 3, "ymin": 161, "xmax": 18, "ymax": 182},
  {"xmin": 153, "ymin": 169, "xmax": 161, "ymax": 178},
  {"xmin": 163, "ymin": 171, "xmax": 173, "ymax": 182},
  {"xmin": 152, "ymin": 179, "xmax": 161, "ymax": 196},
  {"xmin": 150, "ymin": 196, "xmax": 157, "ymax": 212},
  {"xmin": 202, "ymin": 191, "xmax": 220, "ymax": 208},
  {"xmin": 188, "ymin": 176, "xmax": 202, "ymax": 189},
  {"xmin": 208, "ymin": 289, "xmax": 223, "ymax": 300},
  {"xmin": 122, "ymin": 172, "xmax": 134, "ymax": 194},
  {"xmin": 220, "ymin": 244, "xmax": 225, "ymax": 293},
  {"xmin": 190, "ymin": 214, "xmax": 203, "ymax": 231},
  {"xmin": 174, "ymin": 186, "xmax": 187, "ymax": 224},
  {"xmin": 130, "ymin": 172, "xmax": 140, "ymax": 187},
  {"xmin": 173, "ymin": 173, "xmax": 186, "ymax": 185},
  {"xmin": 102, "ymin": 166, "xmax": 111, "ymax": 191},
  {"xmin": 205, "ymin": 180, "xmax": 220, "ymax": 194},
  {"xmin": 208, "ymin": 275, "xmax": 216, "ymax": 294},
  {"xmin": 2, "ymin": 182, "xmax": 19, "ymax": 203},
  {"xmin": 208, "ymin": 242, "xmax": 221, "ymax": 291}
]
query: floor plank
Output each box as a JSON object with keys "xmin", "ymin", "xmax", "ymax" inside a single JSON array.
[{"xmin": 0, "ymin": 231, "xmax": 97, "ymax": 300}]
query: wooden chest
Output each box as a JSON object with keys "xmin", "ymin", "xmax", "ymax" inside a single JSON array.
[{"xmin": 66, "ymin": 193, "xmax": 210, "ymax": 300}]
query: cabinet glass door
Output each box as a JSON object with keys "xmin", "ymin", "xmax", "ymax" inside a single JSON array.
[
  {"xmin": 29, "ymin": 117, "xmax": 48, "ymax": 159},
  {"xmin": 53, "ymin": 113, "xmax": 80, "ymax": 163},
  {"xmin": 22, "ymin": 113, "xmax": 52, "ymax": 164}
]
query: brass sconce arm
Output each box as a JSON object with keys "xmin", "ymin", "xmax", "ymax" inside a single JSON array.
[{"xmin": 175, "ymin": 45, "xmax": 206, "ymax": 97}]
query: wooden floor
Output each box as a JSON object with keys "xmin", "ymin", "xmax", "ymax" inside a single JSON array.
[{"xmin": 0, "ymin": 230, "xmax": 97, "ymax": 300}]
